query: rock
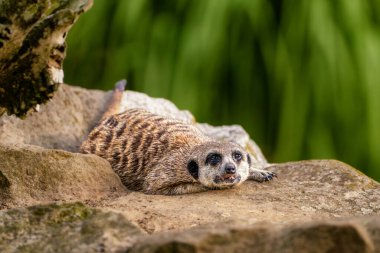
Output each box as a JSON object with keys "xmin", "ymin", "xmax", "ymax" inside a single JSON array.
[
  {"xmin": 0, "ymin": 202, "xmax": 143, "ymax": 253},
  {"xmin": 0, "ymin": 84, "xmax": 266, "ymax": 164},
  {"xmin": 94, "ymin": 160, "xmax": 380, "ymax": 233},
  {"xmin": 127, "ymin": 215, "xmax": 380, "ymax": 253},
  {"xmin": 0, "ymin": 197, "xmax": 380, "ymax": 253},
  {"xmin": 121, "ymin": 90, "xmax": 195, "ymax": 124},
  {"xmin": 1, "ymin": 202, "xmax": 378, "ymax": 253},
  {"xmin": 0, "ymin": 84, "xmax": 111, "ymax": 152},
  {"xmin": 0, "ymin": 84, "xmax": 380, "ymax": 252},
  {"xmin": 0, "ymin": 0, "xmax": 93, "ymax": 117},
  {"xmin": 0, "ymin": 144, "xmax": 126, "ymax": 208},
  {"xmin": 0, "ymin": 203, "xmax": 380, "ymax": 253}
]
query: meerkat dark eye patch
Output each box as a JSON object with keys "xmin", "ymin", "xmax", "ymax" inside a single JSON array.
[
  {"xmin": 187, "ymin": 160, "xmax": 199, "ymax": 180},
  {"xmin": 232, "ymin": 151, "xmax": 243, "ymax": 162},
  {"xmin": 205, "ymin": 153, "xmax": 222, "ymax": 166},
  {"xmin": 247, "ymin": 154, "xmax": 252, "ymax": 167}
]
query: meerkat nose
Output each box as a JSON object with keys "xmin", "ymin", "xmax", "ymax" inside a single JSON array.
[{"xmin": 225, "ymin": 163, "xmax": 236, "ymax": 174}]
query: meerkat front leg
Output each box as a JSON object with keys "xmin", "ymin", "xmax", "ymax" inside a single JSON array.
[
  {"xmin": 247, "ymin": 154, "xmax": 276, "ymax": 182},
  {"xmin": 248, "ymin": 167, "xmax": 276, "ymax": 182},
  {"xmin": 144, "ymin": 181, "xmax": 208, "ymax": 195},
  {"xmin": 143, "ymin": 163, "xmax": 209, "ymax": 195}
]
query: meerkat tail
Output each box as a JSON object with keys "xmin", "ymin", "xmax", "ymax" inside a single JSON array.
[{"xmin": 101, "ymin": 79, "xmax": 127, "ymax": 121}]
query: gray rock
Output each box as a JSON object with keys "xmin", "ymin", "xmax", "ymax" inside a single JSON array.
[
  {"xmin": 0, "ymin": 144, "xmax": 126, "ymax": 208},
  {"xmin": 127, "ymin": 215, "xmax": 380, "ymax": 253},
  {"xmin": 121, "ymin": 90, "xmax": 195, "ymax": 124},
  {"xmin": 0, "ymin": 84, "xmax": 111, "ymax": 152},
  {"xmin": 0, "ymin": 202, "xmax": 142, "ymax": 253}
]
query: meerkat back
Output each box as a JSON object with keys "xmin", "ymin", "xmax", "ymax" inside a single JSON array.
[{"xmin": 80, "ymin": 80, "xmax": 207, "ymax": 191}]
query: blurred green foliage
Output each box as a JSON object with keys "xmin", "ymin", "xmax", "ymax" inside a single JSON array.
[{"xmin": 65, "ymin": 0, "xmax": 380, "ymax": 181}]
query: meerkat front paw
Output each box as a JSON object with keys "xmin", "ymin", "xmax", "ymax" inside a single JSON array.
[{"xmin": 249, "ymin": 169, "xmax": 277, "ymax": 182}]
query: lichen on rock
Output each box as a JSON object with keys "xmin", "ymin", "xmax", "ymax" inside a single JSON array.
[
  {"xmin": 0, "ymin": 0, "xmax": 92, "ymax": 118},
  {"xmin": 0, "ymin": 202, "xmax": 143, "ymax": 253}
]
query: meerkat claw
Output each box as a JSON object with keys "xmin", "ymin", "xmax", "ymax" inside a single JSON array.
[
  {"xmin": 262, "ymin": 171, "xmax": 276, "ymax": 181},
  {"xmin": 249, "ymin": 169, "xmax": 277, "ymax": 182}
]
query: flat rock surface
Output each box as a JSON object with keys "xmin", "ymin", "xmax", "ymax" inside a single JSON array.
[
  {"xmin": 2, "ymin": 146, "xmax": 379, "ymax": 233},
  {"xmin": 88, "ymin": 160, "xmax": 380, "ymax": 233}
]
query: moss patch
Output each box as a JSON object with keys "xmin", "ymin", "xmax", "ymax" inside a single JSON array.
[{"xmin": 0, "ymin": 202, "xmax": 142, "ymax": 252}]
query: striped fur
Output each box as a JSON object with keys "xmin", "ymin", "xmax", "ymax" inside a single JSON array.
[
  {"xmin": 81, "ymin": 108, "xmax": 211, "ymax": 194},
  {"xmin": 81, "ymin": 82, "xmax": 275, "ymax": 195}
]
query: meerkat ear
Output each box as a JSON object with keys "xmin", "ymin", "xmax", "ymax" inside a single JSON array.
[
  {"xmin": 187, "ymin": 160, "xmax": 199, "ymax": 180},
  {"xmin": 247, "ymin": 153, "xmax": 252, "ymax": 167}
]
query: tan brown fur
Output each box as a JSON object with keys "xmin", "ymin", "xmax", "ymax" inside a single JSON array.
[
  {"xmin": 100, "ymin": 79, "xmax": 126, "ymax": 121},
  {"xmin": 81, "ymin": 81, "xmax": 275, "ymax": 195},
  {"xmin": 81, "ymin": 109, "xmax": 210, "ymax": 194}
]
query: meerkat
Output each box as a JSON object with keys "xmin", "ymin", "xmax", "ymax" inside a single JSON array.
[{"xmin": 80, "ymin": 80, "xmax": 276, "ymax": 195}]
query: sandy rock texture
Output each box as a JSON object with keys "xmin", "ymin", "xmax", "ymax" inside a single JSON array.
[
  {"xmin": 0, "ymin": 84, "xmax": 379, "ymax": 252},
  {"xmin": 0, "ymin": 144, "xmax": 126, "ymax": 208},
  {"xmin": 1, "ymin": 147, "xmax": 379, "ymax": 233},
  {"xmin": 0, "ymin": 84, "xmax": 111, "ymax": 152},
  {"xmin": 93, "ymin": 160, "xmax": 380, "ymax": 234}
]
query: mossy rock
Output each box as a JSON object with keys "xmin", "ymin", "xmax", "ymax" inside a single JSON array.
[{"xmin": 0, "ymin": 202, "xmax": 142, "ymax": 253}]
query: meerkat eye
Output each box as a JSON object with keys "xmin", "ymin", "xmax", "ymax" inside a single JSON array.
[
  {"xmin": 247, "ymin": 153, "xmax": 252, "ymax": 167},
  {"xmin": 205, "ymin": 153, "xmax": 222, "ymax": 166},
  {"xmin": 233, "ymin": 151, "xmax": 243, "ymax": 161}
]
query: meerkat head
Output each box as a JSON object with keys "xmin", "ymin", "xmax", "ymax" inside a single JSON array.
[{"xmin": 186, "ymin": 141, "xmax": 251, "ymax": 189}]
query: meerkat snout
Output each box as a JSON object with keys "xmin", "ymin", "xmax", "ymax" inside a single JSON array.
[
  {"xmin": 224, "ymin": 163, "xmax": 236, "ymax": 175},
  {"xmin": 186, "ymin": 142, "xmax": 251, "ymax": 189}
]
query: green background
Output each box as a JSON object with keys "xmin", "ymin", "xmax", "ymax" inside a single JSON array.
[{"xmin": 64, "ymin": 0, "xmax": 380, "ymax": 181}]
